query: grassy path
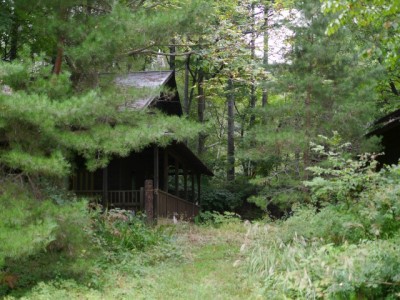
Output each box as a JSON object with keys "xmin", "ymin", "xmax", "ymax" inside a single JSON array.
[
  {"xmin": 12, "ymin": 223, "xmax": 254, "ymax": 300},
  {"xmin": 105, "ymin": 224, "xmax": 251, "ymax": 300}
]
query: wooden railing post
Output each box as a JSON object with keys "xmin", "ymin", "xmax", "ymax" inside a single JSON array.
[
  {"xmin": 102, "ymin": 167, "xmax": 108, "ymax": 209},
  {"xmin": 163, "ymin": 150, "xmax": 169, "ymax": 192},
  {"xmin": 145, "ymin": 180, "xmax": 154, "ymax": 224},
  {"xmin": 140, "ymin": 187, "xmax": 144, "ymax": 210},
  {"xmin": 154, "ymin": 145, "xmax": 159, "ymax": 221},
  {"xmin": 175, "ymin": 161, "xmax": 179, "ymax": 196},
  {"xmin": 197, "ymin": 173, "xmax": 201, "ymax": 205},
  {"xmin": 184, "ymin": 166, "xmax": 188, "ymax": 201}
]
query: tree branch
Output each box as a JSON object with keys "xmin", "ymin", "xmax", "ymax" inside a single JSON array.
[
  {"xmin": 389, "ymin": 80, "xmax": 399, "ymax": 96},
  {"xmin": 127, "ymin": 49, "xmax": 197, "ymax": 57}
]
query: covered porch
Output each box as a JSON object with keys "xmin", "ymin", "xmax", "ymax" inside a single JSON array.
[{"xmin": 71, "ymin": 142, "xmax": 212, "ymax": 220}]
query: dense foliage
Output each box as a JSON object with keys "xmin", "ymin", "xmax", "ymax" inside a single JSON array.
[
  {"xmin": 241, "ymin": 140, "xmax": 400, "ymax": 298},
  {"xmin": 1, "ymin": 0, "xmax": 400, "ymax": 297},
  {"xmin": 0, "ymin": 180, "xmax": 174, "ymax": 297},
  {"xmin": 0, "ymin": 182, "xmax": 89, "ymax": 268},
  {"xmin": 92, "ymin": 209, "xmax": 169, "ymax": 253}
]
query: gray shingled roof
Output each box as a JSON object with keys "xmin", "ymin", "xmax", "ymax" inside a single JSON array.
[
  {"xmin": 115, "ymin": 71, "xmax": 173, "ymax": 110},
  {"xmin": 367, "ymin": 108, "xmax": 400, "ymax": 136}
]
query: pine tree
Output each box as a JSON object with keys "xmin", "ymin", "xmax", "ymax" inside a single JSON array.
[
  {"xmin": 322, "ymin": 0, "xmax": 400, "ymax": 113},
  {"xmin": 245, "ymin": 0, "xmax": 381, "ymax": 210},
  {"xmin": 0, "ymin": 0, "xmax": 208, "ymax": 183}
]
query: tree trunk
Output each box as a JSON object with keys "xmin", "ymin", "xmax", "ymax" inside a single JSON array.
[
  {"xmin": 53, "ymin": 37, "xmax": 64, "ymax": 75},
  {"xmin": 303, "ymin": 85, "xmax": 312, "ymax": 179},
  {"xmin": 249, "ymin": 3, "xmax": 257, "ymax": 127},
  {"xmin": 184, "ymin": 55, "xmax": 190, "ymax": 115},
  {"xmin": 169, "ymin": 39, "xmax": 176, "ymax": 70},
  {"xmin": 53, "ymin": 6, "xmax": 69, "ymax": 75},
  {"xmin": 227, "ymin": 77, "xmax": 235, "ymax": 181},
  {"xmin": 197, "ymin": 69, "xmax": 206, "ymax": 155},
  {"xmin": 188, "ymin": 68, "xmax": 198, "ymax": 114},
  {"xmin": 262, "ymin": 4, "xmax": 269, "ymax": 107},
  {"xmin": 9, "ymin": 15, "xmax": 18, "ymax": 61}
]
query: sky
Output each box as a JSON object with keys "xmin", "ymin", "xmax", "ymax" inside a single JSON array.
[{"xmin": 253, "ymin": 7, "xmax": 297, "ymax": 64}]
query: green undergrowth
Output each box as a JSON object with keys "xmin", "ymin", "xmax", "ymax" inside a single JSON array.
[
  {"xmin": 4, "ymin": 219, "xmax": 250, "ymax": 300},
  {"xmin": 5, "ymin": 139, "xmax": 400, "ymax": 299},
  {"xmin": 238, "ymin": 141, "xmax": 400, "ymax": 299},
  {"xmin": 0, "ymin": 180, "xmax": 179, "ymax": 298},
  {"xmin": 0, "ymin": 179, "xmax": 251, "ymax": 299}
]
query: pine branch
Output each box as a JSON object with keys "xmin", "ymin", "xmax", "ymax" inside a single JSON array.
[
  {"xmin": 127, "ymin": 49, "xmax": 197, "ymax": 57},
  {"xmin": 389, "ymin": 80, "xmax": 399, "ymax": 96}
]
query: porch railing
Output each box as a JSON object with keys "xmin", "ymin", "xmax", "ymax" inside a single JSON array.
[
  {"xmin": 157, "ymin": 190, "xmax": 199, "ymax": 220},
  {"xmin": 74, "ymin": 190, "xmax": 103, "ymax": 199},
  {"xmin": 75, "ymin": 190, "xmax": 142, "ymax": 210},
  {"xmin": 74, "ymin": 189, "xmax": 199, "ymax": 220}
]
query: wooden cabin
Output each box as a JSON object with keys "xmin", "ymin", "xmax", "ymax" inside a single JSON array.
[
  {"xmin": 71, "ymin": 71, "xmax": 213, "ymax": 220},
  {"xmin": 368, "ymin": 108, "xmax": 400, "ymax": 166}
]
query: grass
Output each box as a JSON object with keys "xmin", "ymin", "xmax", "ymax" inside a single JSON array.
[
  {"xmin": 124, "ymin": 224, "xmax": 251, "ymax": 300},
  {"xmin": 4, "ymin": 221, "xmax": 257, "ymax": 300}
]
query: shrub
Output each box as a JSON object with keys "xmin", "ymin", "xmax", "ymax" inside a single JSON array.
[
  {"xmin": 92, "ymin": 209, "xmax": 169, "ymax": 253},
  {"xmin": 195, "ymin": 211, "xmax": 241, "ymax": 227},
  {"xmin": 305, "ymin": 139, "xmax": 400, "ymax": 239},
  {"xmin": 271, "ymin": 205, "xmax": 367, "ymax": 244},
  {"xmin": 242, "ymin": 223, "xmax": 400, "ymax": 299},
  {"xmin": 240, "ymin": 138, "xmax": 400, "ymax": 299},
  {"xmin": 201, "ymin": 188, "xmax": 241, "ymax": 212},
  {"xmin": 0, "ymin": 181, "xmax": 91, "ymax": 268}
]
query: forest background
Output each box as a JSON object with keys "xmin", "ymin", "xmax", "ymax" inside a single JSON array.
[{"xmin": 1, "ymin": 0, "xmax": 400, "ymax": 298}]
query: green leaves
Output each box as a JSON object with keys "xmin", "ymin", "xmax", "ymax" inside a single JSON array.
[
  {"xmin": 322, "ymin": 0, "xmax": 400, "ymax": 71},
  {"xmin": 243, "ymin": 143, "xmax": 400, "ymax": 298},
  {"xmin": 304, "ymin": 135, "xmax": 400, "ymax": 240},
  {"xmin": 243, "ymin": 217, "xmax": 400, "ymax": 299},
  {"xmin": 0, "ymin": 59, "xmax": 202, "ymax": 176},
  {"xmin": 304, "ymin": 136, "xmax": 378, "ymax": 206},
  {"xmin": 92, "ymin": 208, "xmax": 168, "ymax": 252},
  {"xmin": 0, "ymin": 150, "xmax": 70, "ymax": 177}
]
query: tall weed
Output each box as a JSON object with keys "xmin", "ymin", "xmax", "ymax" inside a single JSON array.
[
  {"xmin": 242, "ymin": 223, "xmax": 400, "ymax": 299},
  {"xmin": 241, "ymin": 138, "xmax": 400, "ymax": 299},
  {"xmin": 92, "ymin": 209, "xmax": 171, "ymax": 254}
]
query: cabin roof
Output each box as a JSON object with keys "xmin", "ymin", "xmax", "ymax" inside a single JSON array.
[
  {"xmin": 167, "ymin": 141, "xmax": 214, "ymax": 176},
  {"xmin": 367, "ymin": 108, "xmax": 400, "ymax": 166},
  {"xmin": 368, "ymin": 108, "xmax": 400, "ymax": 136},
  {"xmin": 112, "ymin": 71, "xmax": 211, "ymax": 175},
  {"xmin": 115, "ymin": 71, "xmax": 173, "ymax": 88},
  {"xmin": 374, "ymin": 108, "xmax": 400, "ymax": 125},
  {"xmin": 114, "ymin": 71, "xmax": 209, "ymax": 176},
  {"xmin": 114, "ymin": 71, "xmax": 175, "ymax": 110}
]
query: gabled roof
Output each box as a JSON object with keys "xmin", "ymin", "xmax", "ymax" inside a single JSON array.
[
  {"xmin": 374, "ymin": 108, "xmax": 400, "ymax": 125},
  {"xmin": 167, "ymin": 141, "xmax": 214, "ymax": 176},
  {"xmin": 367, "ymin": 108, "xmax": 400, "ymax": 166},
  {"xmin": 367, "ymin": 108, "xmax": 400, "ymax": 136},
  {"xmin": 115, "ymin": 71, "xmax": 176, "ymax": 110},
  {"xmin": 115, "ymin": 71, "xmax": 173, "ymax": 88},
  {"xmin": 113, "ymin": 72, "xmax": 210, "ymax": 175}
]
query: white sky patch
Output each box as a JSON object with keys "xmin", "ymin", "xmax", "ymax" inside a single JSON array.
[{"xmin": 250, "ymin": 8, "xmax": 299, "ymax": 64}]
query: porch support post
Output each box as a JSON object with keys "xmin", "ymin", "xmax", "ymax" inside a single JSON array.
[
  {"xmin": 72, "ymin": 174, "xmax": 77, "ymax": 190},
  {"xmin": 191, "ymin": 173, "xmax": 195, "ymax": 202},
  {"xmin": 175, "ymin": 160, "xmax": 179, "ymax": 196},
  {"xmin": 102, "ymin": 167, "xmax": 108, "ymax": 209},
  {"xmin": 90, "ymin": 172, "xmax": 94, "ymax": 190},
  {"xmin": 145, "ymin": 179, "xmax": 154, "ymax": 224},
  {"xmin": 153, "ymin": 145, "xmax": 159, "ymax": 219},
  {"xmin": 154, "ymin": 145, "xmax": 159, "ymax": 190},
  {"xmin": 196, "ymin": 173, "xmax": 201, "ymax": 205},
  {"xmin": 184, "ymin": 165, "xmax": 188, "ymax": 201},
  {"xmin": 140, "ymin": 187, "xmax": 144, "ymax": 210},
  {"xmin": 163, "ymin": 150, "xmax": 169, "ymax": 192}
]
